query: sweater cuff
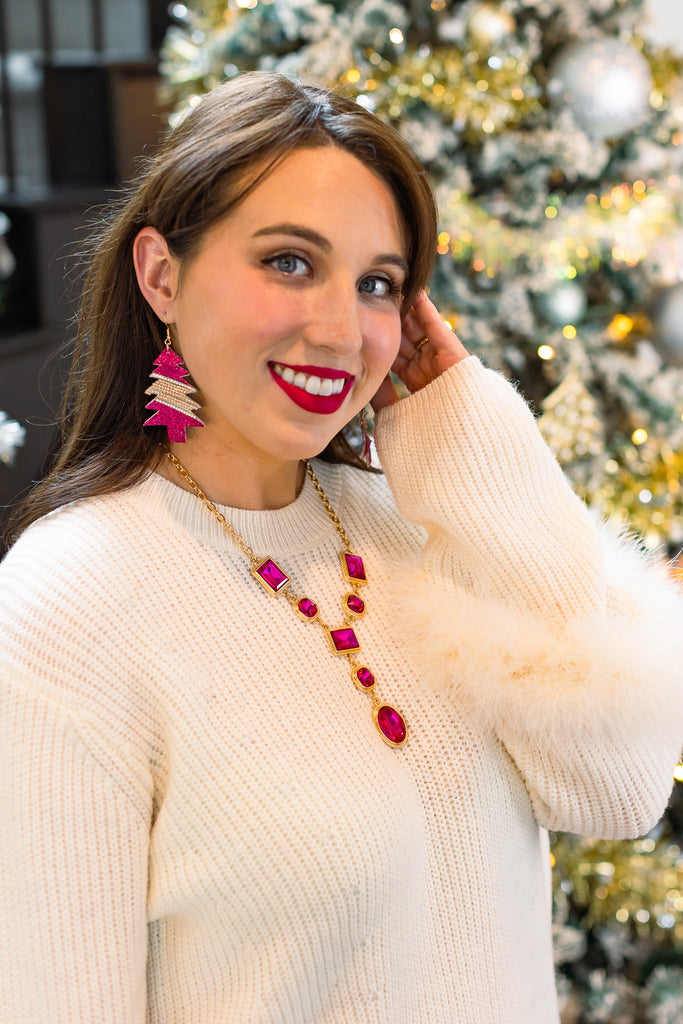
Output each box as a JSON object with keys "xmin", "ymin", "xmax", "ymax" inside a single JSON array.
[{"xmin": 374, "ymin": 358, "xmax": 603, "ymax": 619}]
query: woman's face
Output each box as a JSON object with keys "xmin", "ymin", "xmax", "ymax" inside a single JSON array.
[{"xmin": 163, "ymin": 146, "xmax": 407, "ymax": 475}]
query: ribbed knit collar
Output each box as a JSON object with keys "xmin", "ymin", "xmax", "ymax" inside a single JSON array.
[{"xmin": 137, "ymin": 459, "xmax": 343, "ymax": 559}]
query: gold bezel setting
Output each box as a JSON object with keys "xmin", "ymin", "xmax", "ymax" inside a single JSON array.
[
  {"xmin": 325, "ymin": 626, "xmax": 361, "ymax": 656},
  {"xmin": 340, "ymin": 552, "xmax": 368, "ymax": 587},
  {"xmin": 252, "ymin": 557, "xmax": 290, "ymax": 595},
  {"xmin": 373, "ymin": 704, "xmax": 408, "ymax": 748}
]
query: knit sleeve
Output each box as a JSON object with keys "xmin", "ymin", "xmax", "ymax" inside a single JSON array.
[
  {"xmin": 0, "ymin": 677, "xmax": 150, "ymax": 1023},
  {"xmin": 374, "ymin": 357, "xmax": 683, "ymax": 838}
]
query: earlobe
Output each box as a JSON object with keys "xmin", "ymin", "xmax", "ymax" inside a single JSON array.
[{"xmin": 133, "ymin": 227, "xmax": 179, "ymax": 321}]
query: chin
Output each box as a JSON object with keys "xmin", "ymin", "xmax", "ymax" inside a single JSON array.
[{"xmin": 277, "ymin": 425, "xmax": 347, "ymax": 462}]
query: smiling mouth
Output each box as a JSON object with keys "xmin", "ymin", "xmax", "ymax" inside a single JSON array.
[
  {"xmin": 268, "ymin": 362, "xmax": 355, "ymax": 415},
  {"xmin": 271, "ymin": 362, "xmax": 351, "ymax": 395}
]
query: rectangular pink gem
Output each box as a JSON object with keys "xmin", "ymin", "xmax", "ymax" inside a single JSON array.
[
  {"xmin": 255, "ymin": 558, "xmax": 289, "ymax": 592},
  {"xmin": 329, "ymin": 627, "xmax": 360, "ymax": 654},
  {"xmin": 343, "ymin": 553, "xmax": 366, "ymax": 582}
]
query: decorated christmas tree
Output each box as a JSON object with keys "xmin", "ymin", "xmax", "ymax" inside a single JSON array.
[
  {"xmin": 160, "ymin": 0, "xmax": 683, "ymax": 555},
  {"xmin": 159, "ymin": 2, "xmax": 683, "ymax": 1018}
]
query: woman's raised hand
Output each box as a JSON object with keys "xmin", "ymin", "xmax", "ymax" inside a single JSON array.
[{"xmin": 371, "ymin": 291, "xmax": 469, "ymax": 411}]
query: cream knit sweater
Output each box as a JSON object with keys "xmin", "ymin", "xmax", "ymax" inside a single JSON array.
[{"xmin": 1, "ymin": 358, "xmax": 682, "ymax": 1024}]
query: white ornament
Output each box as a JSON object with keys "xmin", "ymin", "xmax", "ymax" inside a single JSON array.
[
  {"xmin": 645, "ymin": 231, "xmax": 683, "ymax": 287},
  {"xmin": 536, "ymin": 279, "xmax": 587, "ymax": 326},
  {"xmin": 0, "ymin": 211, "xmax": 14, "ymax": 280},
  {"xmin": 547, "ymin": 38, "xmax": 653, "ymax": 141},
  {"xmin": 620, "ymin": 138, "xmax": 675, "ymax": 182},
  {"xmin": 652, "ymin": 283, "xmax": 683, "ymax": 366},
  {"xmin": 0, "ymin": 412, "xmax": 25, "ymax": 465}
]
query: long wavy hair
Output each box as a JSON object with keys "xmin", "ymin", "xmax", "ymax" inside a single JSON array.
[{"xmin": 6, "ymin": 71, "xmax": 437, "ymax": 546}]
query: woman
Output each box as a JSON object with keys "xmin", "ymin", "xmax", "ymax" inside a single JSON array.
[{"xmin": 1, "ymin": 72, "xmax": 681, "ymax": 1024}]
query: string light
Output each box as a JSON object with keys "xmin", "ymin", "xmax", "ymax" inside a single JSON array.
[{"xmin": 608, "ymin": 314, "xmax": 634, "ymax": 340}]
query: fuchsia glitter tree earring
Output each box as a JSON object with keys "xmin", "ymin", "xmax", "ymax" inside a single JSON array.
[{"xmin": 143, "ymin": 323, "xmax": 204, "ymax": 443}]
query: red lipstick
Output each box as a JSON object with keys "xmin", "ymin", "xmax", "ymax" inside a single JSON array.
[{"xmin": 268, "ymin": 363, "xmax": 354, "ymax": 415}]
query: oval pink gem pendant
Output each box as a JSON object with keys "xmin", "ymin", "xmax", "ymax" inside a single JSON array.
[
  {"xmin": 297, "ymin": 597, "xmax": 318, "ymax": 619},
  {"xmin": 355, "ymin": 666, "xmax": 375, "ymax": 690},
  {"xmin": 374, "ymin": 704, "xmax": 408, "ymax": 747}
]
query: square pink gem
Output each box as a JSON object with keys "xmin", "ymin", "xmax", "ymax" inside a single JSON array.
[
  {"xmin": 255, "ymin": 558, "xmax": 289, "ymax": 593},
  {"xmin": 329, "ymin": 627, "xmax": 360, "ymax": 654},
  {"xmin": 342, "ymin": 553, "xmax": 366, "ymax": 583}
]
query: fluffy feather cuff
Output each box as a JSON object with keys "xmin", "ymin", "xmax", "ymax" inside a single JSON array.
[{"xmin": 396, "ymin": 526, "xmax": 683, "ymax": 752}]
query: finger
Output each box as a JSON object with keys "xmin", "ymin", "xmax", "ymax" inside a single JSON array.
[
  {"xmin": 409, "ymin": 291, "xmax": 469, "ymax": 364},
  {"xmin": 411, "ymin": 291, "xmax": 454, "ymax": 341}
]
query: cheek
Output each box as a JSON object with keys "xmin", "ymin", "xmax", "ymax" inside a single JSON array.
[
  {"xmin": 366, "ymin": 319, "xmax": 401, "ymax": 377},
  {"xmin": 227, "ymin": 285, "xmax": 307, "ymax": 352}
]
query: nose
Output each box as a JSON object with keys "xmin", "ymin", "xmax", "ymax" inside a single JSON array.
[{"xmin": 304, "ymin": 279, "xmax": 363, "ymax": 358}]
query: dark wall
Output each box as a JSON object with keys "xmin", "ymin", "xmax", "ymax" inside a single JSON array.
[{"xmin": 0, "ymin": 0, "xmax": 173, "ymax": 539}]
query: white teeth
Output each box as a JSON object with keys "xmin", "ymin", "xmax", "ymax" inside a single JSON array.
[
  {"xmin": 273, "ymin": 363, "xmax": 349, "ymax": 397},
  {"xmin": 304, "ymin": 376, "xmax": 323, "ymax": 395}
]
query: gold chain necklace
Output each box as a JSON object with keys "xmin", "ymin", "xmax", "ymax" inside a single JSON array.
[{"xmin": 167, "ymin": 452, "xmax": 408, "ymax": 748}]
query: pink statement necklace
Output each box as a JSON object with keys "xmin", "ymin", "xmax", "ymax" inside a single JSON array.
[{"xmin": 167, "ymin": 452, "xmax": 408, "ymax": 748}]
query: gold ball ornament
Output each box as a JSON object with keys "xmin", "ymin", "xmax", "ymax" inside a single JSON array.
[{"xmin": 466, "ymin": 3, "xmax": 516, "ymax": 51}]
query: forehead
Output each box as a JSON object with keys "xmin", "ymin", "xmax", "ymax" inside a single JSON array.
[{"xmin": 230, "ymin": 146, "xmax": 406, "ymax": 252}]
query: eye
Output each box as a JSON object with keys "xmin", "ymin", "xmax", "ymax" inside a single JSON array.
[
  {"xmin": 358, "ymin": 275, "xmax": 400, "ymax": 299},
  {"xmin": 264, "ymin": 253, "xmax": 311, "ymax": 276}
]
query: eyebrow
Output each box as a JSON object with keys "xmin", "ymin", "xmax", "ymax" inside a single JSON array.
[{"xmin": 251, "ymin": 223, "xmax": 409, "ymax": 276}]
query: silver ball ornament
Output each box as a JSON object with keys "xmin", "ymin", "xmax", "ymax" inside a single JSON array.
[
  {"xmin": 620, "ymin": 138, "xmax": 673, "ymax": 182},
  {"xmin": 536, "ymin": 280, "xmax": 587, "ymax": 327},
  {"xmin": 466, "ymin": 3, "xmax": 516, "ymax": 50},
  {"xmin": 652, "ymin": 284, "xmax": 683, "ymax": 366},
  {"xmin": 547, "ymin": 38, "xmax": 653, "ymax": 141}
]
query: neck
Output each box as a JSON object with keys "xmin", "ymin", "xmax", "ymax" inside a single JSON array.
[{"xmin": 160, "ymin": 442, "xmax": 306, "ymax": 510}]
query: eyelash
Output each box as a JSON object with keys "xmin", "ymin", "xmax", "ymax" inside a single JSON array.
[{"xmin": 262, "ymin": 253, "xmax": 402, "ymax": 300}]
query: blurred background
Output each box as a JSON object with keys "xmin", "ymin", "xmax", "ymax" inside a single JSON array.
[
  {"xmin": 0, "ymin": 1, "xmax": 682, "ymax": 1019},
  {"xmin": 0, "ymin": 0, "xmax": 173, "ymax": 522}
]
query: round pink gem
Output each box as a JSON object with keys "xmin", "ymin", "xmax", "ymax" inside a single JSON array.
[
  {"xmin": 346, "ymin": 594, "xmax": 365, "ymax": 615},
  {"xmin": 356, "ymin": 667, "xmax": 375, "ymax": 689},
  {"xmin": 297, "ymin": 598, "xmax": 318, "ymax": 618},
  {"xmin": 376, "ymin": 705, "xmax": 407, "ymax": 746}
]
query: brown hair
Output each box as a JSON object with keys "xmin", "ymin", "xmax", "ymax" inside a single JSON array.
[{"xmin": 6, "ymin": 71, "xmax": 437, "ymax": 546}]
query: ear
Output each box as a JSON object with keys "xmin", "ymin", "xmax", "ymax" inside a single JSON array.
[{"xmin": 132, "ymin": 227, "xmax": 181, "ymax": 322}]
